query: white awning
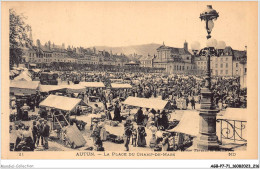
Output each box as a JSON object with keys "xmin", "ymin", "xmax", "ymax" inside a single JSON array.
[
  {"xmin": 39, "ymin": 84, "xmax": 86, "ymax": 93},
  {"xmin": 80, "ymin": 82, "xmax": 105, "ymax": 88},
  {"xmin": 13, "ymin": 71, "xmax": 32, "ymax": 81},
  {"xmin": 39, "ymin": 95, "xmax": 87, "ymax": 111},
  {"xmin": 10, "ymin": 81, "xmax": 39, "ymax": 90},
  {"xmin": 65, "ymin": 84, "xmax": 86, "ymax": 93},
  {"xmin": 38, "ymin": 85, "xmax": 66, "ymax": 93},
  {"xmin": 167, "ymin": 111, "xmax": 200, "ymax": 137},
  {"xmin": 31, "ymin": 69, "xmax": 41, "ymax": 73},
  {"xmin": 10, "ymin": 81, "xmax": 39, "ymax": 95},
  {"xmin": 123, "ymin": 96, "xmax": 169, "ymax": 110},
  {"xmin": 111, "ymin": 83, "xmax": 132, "ymax": 89}
]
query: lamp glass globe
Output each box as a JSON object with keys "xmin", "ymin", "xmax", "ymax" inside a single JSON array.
[
  {"xmin": 216, "ymin": 41, "xmax": 226, "ymax": 49},
  {"xmin": 207, "ymin": 20, "xmax": 214, "ymax": 31},
  {"xmin": 206, "ymin": 38, "xmax": 217, "ymax": 48}
]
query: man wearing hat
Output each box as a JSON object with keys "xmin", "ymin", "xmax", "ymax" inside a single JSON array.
[
  {"xmin": 36, "ymin": 118, "xmax": 44, "ymax": 147},
  {"xmin": 32, "ymin": 121, "xmax": 38, "ymax": 148},
  {"xmin": 162, "ymin": 132, "xmax": 169, "ymax": 151},
  {"xmin": 42, "ymin": 120, "xmax": 50, "ymax": 149},
  {"xmin": 124, "ymin": 119, "xmax": 133, "ymax": 151},
  {"xmin": 21, "ymin": 103, "xmax": 30, "ymax": 121},
  {"xmin": 91, "ymin": 119, "xmax": 100, "ymax": 144}
]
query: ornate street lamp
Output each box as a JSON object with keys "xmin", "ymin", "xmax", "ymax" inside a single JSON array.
[
  {"xmin": 195, "ymin": 5, "xmax": 221, "ymax": 150},
  {"xmin": 199, "ymin": 5, "xmax": 219, "ymax": 39}
]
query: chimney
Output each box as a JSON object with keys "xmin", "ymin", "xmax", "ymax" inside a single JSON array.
[{"xmin": 184, "ymin": 40, "xmax": 188, "ymax": 51}]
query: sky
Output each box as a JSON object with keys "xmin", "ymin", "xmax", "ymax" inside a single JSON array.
[{"xmin": 8, "ymin": 1, "xmax": 255, "ymax": 50}]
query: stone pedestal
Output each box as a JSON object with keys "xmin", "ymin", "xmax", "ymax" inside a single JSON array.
[{"xmin": 196, "ymin": 87, "xmax": 220, "ymax": 150}]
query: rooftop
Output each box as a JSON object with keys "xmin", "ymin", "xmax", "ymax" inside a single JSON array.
[{"xmin": 157, "ymin": 45, "xmax": 192, "ymax": 55}]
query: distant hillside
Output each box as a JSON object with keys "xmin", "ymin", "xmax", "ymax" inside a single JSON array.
[{"xmin": 93, "ymin": 43, "xmax": 161, "ymax": 57}]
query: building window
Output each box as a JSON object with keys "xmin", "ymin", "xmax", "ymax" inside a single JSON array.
[
  {"xmin": 220, "ymin": 64, "xmax": 223, "ymax": 68},
  {"xmin": 226, "ymin": 70, "xmax": 228, "ymax": 74},
  {"xmin": 245, "ymin": 68, "xmax": 247, "ymax": 73},
  {"xmin": 182, "ymin": 66, "xmax": 184, "ymax": 70},
  {"xmin": 236, "ymin": 63, "xmax": 238, "ymax": 67},
  {"xmin": 215, "ymin": 70, "xmax": 218, "ymax": 75},
  {"xmin": 220, "ymin": 70, "xmax": 223, "ymax": 74},
  {"xmin": 215, "ymin": 64, "xmax": 218, "ymax": 68},
  {"xmin": 187, "ymin": 57, "xmax": 189, "ymax": 60},
  {"xmin": 226, "ymin": 58, "xmax": 228, "ymax": 61},
  {"xmin": 226, "ymin": 63, "xmax": 228, "ymax": 68}
]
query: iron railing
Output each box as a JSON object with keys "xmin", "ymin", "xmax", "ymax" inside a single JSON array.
[{"xmin": 216, "ymin": 119, "xmax": 247, "ymax": 144}]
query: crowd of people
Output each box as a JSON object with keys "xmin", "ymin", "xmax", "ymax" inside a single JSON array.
[
  {"xmin": 10, "ymin": 118, "xmax": 50, "ymax": 151},
  {"xmin": 10, "ymin": 68, "xmax": 247, "ymax": 151}
]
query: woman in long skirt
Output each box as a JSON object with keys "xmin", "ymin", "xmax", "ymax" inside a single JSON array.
[
  {"xmin": 148, "ymin": 122, "xmax": 157, "ymax": 148},
  {"xmin": 99, "ymin": 121, "xmax": 107, "ymax": 141},
  {"xmin": 137, "ymin": 126, "xmax": 147, "ymax": 147}
]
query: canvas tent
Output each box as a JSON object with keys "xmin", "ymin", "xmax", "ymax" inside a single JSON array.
[
  {"xmin": 31, "ymin": 69, "xmax": 41, "ymax": 73},
  {"xmin": 167, "ymin": 111, "xmax": 200, "ymax": 137},
  {"xmin": 13, "ymin": 71, "xmax": 32, "ymax": 81},
  {"xmin": 39, "ymin": 84, "xmax": 86, "ymax": 93},
  {"xmin": 64, "ymin": 124, "xmax": 86, "ymax": 148},
  {"xmin": 65, "ymin": 84, "xmax": 86, "ymax": 93},
  {"xmin": 123, "ymin": 96, "xmax": 169, "ymax": 110},
  {"xmin": 39, "ymin": 95, "xmax": 88, "ymax": 111},
  {"xmin": 111, "ymin": 83, "xmax": 132, "ymax": 89},
  {"xmin": 10, "ymin": 81, "xmax": 39, "ymax": 95},
  {"xmin": 38, "ymin": 85, "xmax": 66, "ymax": 93},
  {"xmin": 79, "ymin": 82, "xmax": 105, "ymax": 88},
  {"xmin": 10, "ymin": 70, "xmax": 20, "ymax": 76}
]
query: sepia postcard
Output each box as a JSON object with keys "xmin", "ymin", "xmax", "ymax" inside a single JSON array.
[{"xmin": 1, "ymin": 1, "xmax": 258, "ymax": 161}]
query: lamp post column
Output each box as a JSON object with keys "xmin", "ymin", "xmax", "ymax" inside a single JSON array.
[
  {"xmin": 196, "ymin": 50, "xmax": 219, "ymax": 150},
  {"xmin": 196, "ymin": 5, "xmax": 220, "ymax": 150}
]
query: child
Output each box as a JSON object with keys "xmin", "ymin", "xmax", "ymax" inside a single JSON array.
[{"xmin": 131, "ymin": 128, "xmax": 137, "ymax": 147}]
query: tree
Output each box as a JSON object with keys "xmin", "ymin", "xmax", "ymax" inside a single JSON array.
[{"xmin": 9, "ymin": 9, "xmax": 32, "ymax": 68}]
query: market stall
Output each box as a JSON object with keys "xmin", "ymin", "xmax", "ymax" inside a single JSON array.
[
  {"xmin": 38, "ymin": 84, "xmax": 66, "ymax": 93},
  {"xmin": 80, "ymin": 82, "xmax": 105, "ymax": 88},
  {"xmin": 64, "ymin": 84, "xmax": 86, "ymax": 94},
  {"xmin": 13, "ymin": 71, "xmax": 32, "ymax": 81},
  {"xmin": 10, "ymin": 81, "xmax": 39, "ymax": 95},
  {"xmin": 39, "ymin": 95, "xmax": 88, "ymax": 148},
  {"xmin": 80, "ymin": 82, "xmax": 105, "ymax": 102},
  {"xmin": 167, "ymin": 111, "xmax": 199, "ymax": 150},
  {"xmin": 123, "ymin": 96, "xmax": 169, "ymax": 110},
  {"xmin": 111, "ymin": 83, "xmax": 132, "ymax": 89},
  {"xmin": 39, "ymin": 94, "xmax": 88, "ymax": 113}
]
